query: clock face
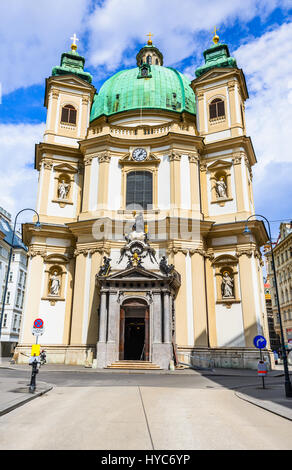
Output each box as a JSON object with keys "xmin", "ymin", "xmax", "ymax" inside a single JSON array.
[{"xmin": 132, "ymin": 148, "xmax": 147, "ymax": 161}]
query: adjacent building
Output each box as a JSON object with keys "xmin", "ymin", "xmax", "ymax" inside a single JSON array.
[
  {"xmin": 16, "ymin": 32, "xmax": 270, "ymax": 369},
  {"xmin": 265, "ymin": 222, "xmax": 292, "ymax": 350},
  {"xmin": 0, "ymin": 207, "xmax": 28, "ymax": 357}
]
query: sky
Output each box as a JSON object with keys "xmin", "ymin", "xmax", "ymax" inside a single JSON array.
[{"xmin": 0, "ymin": 0, "xmax": 291, "ymax": 241}]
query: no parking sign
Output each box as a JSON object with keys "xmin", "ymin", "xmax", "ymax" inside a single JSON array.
[{"xmin": 32, "ymin": 318, "xmax": 44, "ymax": 336}]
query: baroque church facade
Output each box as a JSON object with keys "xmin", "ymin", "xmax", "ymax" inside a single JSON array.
[{"xmin": 16, "ymin": 32, "xmax": 270, "ymax": 368}]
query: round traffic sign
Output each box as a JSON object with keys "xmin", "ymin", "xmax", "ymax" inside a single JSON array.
[
  {"xmin": 33, "ymin": 318, "xmax": 44, "ymax": 329},
  {"xmin": 253, "ymin": 335, "xmax": 267, "ymax": 349}
]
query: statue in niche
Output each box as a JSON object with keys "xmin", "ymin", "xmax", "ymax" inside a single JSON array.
[
  {"xmin": 221, "ymin": 271, "xmax": 234, "ymax": 298},
  {"xmin": 215, "ymin": 176, "xmax": 227, "ymax": 199},
  {"xmin": 49, "ymin": 271, "xmax": 61, "ymax": 296},
  {"xmin": 159, "ymin": 256, "xmax": 174, "ymax": 276},
  {"xmin": 58, "ymin": 179, "xmax": 70, "ymax": 200}
]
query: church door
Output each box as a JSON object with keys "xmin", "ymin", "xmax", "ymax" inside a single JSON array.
[{"xmin": 119, "ymin": 299, "xmax": 149, "ymax": 361}]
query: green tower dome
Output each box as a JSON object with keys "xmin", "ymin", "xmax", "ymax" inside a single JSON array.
[{"xmin": 90, "ymin": 63, "xmax": 196, "ymax": 122}]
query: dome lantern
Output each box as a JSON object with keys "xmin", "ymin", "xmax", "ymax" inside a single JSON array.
[{"xmin": 136, "ymin": 34, "xmax": 164, "ymax": 66}]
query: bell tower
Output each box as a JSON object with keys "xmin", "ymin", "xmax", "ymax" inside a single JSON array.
[
  {"xmin": 43, "ymin": 35, "xmax": 95, "ymax": 147},
  {"xmin": 191, "ymin": 29, "xmax": 248, "ymax": 142}
]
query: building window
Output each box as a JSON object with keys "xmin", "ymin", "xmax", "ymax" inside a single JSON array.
[
  {"xmin": 6, "ymin": 291, "xmax": 10, "ymax": 304},
  {"xmin": 61, "ymin": 105, "xmax": 77, "ymax": 124},
  {"xmin": 126, "ymin": 171, "xmax": 153, "ymax": 210},
  {"xmin": 3, "ymin": 314, "xmax": 7, "ymax": 328},
  {"xmin": 16, "ymin": 289, "xmax": 21, "ymax": 308},
  {"xmin": 209, "ymin": 98, "xmax": 225, "ymax": 119}
]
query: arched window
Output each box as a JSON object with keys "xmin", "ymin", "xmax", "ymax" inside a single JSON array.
[
  {"xmin": 209, "ymin": 98, "xmax": 225, "ymax": 119},
  {"xmin": 146, "ymin": 55, "xmax": 152, "ymax": 65},
  {"xmin": 126, "ymin": 171, "xmax": 153, "ymax": 210},
  {"xmin": 61, "ymin": 104, "xmax": 77, "ymax": 124}
]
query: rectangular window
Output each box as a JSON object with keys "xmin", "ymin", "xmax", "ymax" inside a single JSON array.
[{"xmin": 126, "ymin": 171, "xmax": 153, "ymax": 210}]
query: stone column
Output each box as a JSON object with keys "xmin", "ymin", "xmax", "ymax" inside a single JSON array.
[
  {"xmin": 96, "ymin": 289, "xmax": 108, "ymax": 368},
  {"xmin": 188, "ymin": 152, "xmax": 201, "ymax": 214},
  {"xmin": 190, "ymin": 249, "xmax": 209, "ymax": 346},
  {"xmin": 152, "ymin": 292, "xmax": 162, "ymax": 343},
  {"xmin": 152, "ymin": 291, "xmax": 172, "ymax": 369},
  {"xmin": 97, "ymin": 152, "xmax": 111, "ymax": 212},
  {"xmin": 169, "ymin": 151, "xmax": 181, "ymax": 212},
  {"xmin": 106, "ymin": 290, "xmax": 119, "ymax": 365},
  {"xmin": 98, "ymin": 290, "xmax": 108, "ymax": 342},
  {"xmin": 232, "ymin": 153, "xmax": 246, "ymax": 214},
  {"xmin": 39, "ymin": 158, "xmax": 53, "ymax": 215},
  {"xmin": 199, "ymin": 162, "xmax": 208, "ymax": 217},
  {"xmin": 82, "ymin": 155, "xmax": 93, "ymax": 213},
  {"xmin": 163, "ymin": 291, "xmax": 171, "ymax": 344},
  {"xmin": 237, "ymin": 251, "xmax": 259, "ymax": 347},
  {"xmin": 70, "ymin": 250, "xmax": 88, "ymax": 345}
]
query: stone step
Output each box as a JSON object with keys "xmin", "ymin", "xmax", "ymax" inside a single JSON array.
[{"xmin": 106, "ymin": 361, "xmax": 161, "ymax": 370}]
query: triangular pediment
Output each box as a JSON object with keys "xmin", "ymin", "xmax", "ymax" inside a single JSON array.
[
  {"xmin": 105, "ymin": 266, "xmax": 164, "ymax": 281},
  {"xmin": 193, "ymin": 67, "xmax": 235, "ymax": 84},
  {"xmin": 49, "ymin": 73, "xmax": 94, "ymax": 90},
  {"xmin": 119, "ymin": 152, "xmax": 160, "ymax": 166},
  {"xmin": 53, "ymin": 162, "xmax": 78, "ymax": 173},
  {"xmin": 207, "ymin": 159, "xmax": 232, "ymax": 171}
]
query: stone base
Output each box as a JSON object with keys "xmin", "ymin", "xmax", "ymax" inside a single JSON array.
[
  {"xmin": 14, "ymin": 344, "xmax": 96, "ymax": 366},
  {"xmin": 152, "ymin": 342, "xmax": 173, "ymax": 370},
  {"xmin": 177, "ymin": 346, "xmax": 274, "ymax": 370},
  {"xmin": 96, "ymin": 341, "xmax": 118, "ymax": 368}
]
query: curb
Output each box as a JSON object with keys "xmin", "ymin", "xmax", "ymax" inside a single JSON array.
[
  {"xmin": 0, "ymin": 383, "xmax": 54, "ymax": 417},
  {"xmin": 235, "ymin": 387, "xmax": 292, "ymax": 422}
]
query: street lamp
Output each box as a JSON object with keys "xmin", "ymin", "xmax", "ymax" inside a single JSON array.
[
  {"xmin": 0, "ymin": 209, "xmax": 41, "ymax": 352},
  {"xmin": 244, "ymin": 214, "xmax": 292, "ymax": 397}
]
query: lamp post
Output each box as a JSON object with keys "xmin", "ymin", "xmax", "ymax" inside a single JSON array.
[
  {"xmin": 0, "ymin": 209, "xmax": 41, "ymax": 352},
  {"xmin": 244, "ymin": 214, "xmax": 292, "ymax": 398}
]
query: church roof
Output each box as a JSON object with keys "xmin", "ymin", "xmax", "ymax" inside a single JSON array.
[
  {"xmin": 90, "ymin": 64, "xmax": 196, "ymax": 122},
  {"xmin": 195, "ymin": 41, "xmax": 237, "ymax": 78}
]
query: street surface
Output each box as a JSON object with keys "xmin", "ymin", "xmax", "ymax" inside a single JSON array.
[{"xmin": 0, "ymin": 368, "xmax": 292, "ymax": 450}]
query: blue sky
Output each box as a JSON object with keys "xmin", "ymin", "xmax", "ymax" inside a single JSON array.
[{"xmin": 0, "ymin": 0, "xmax": 291, "ymax": 240}]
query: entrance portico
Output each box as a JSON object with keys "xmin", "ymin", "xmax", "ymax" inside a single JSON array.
[{"xmin": 96, "ymin": 266, "xmax": 181, "ymax": 369}]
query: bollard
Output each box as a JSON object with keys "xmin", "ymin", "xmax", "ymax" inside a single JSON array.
[{"xmin": 29, "ymin": 355, "xmax": 40, "ymax": 393}]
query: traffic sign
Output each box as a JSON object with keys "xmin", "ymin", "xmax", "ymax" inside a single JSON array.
[
  {"xmin": 253, "ymin": 335, "xmax": 267, "ymax": 349},
  {"xmin": 32, "ymin": 327, "xmax": 44, "ymax": 336},
  {"xmin": 33, "ymin": 318, "xmax": 44, "ymax": 328}
]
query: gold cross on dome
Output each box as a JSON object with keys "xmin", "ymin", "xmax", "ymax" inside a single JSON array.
[
  {"xmin": 213, "ymin": 26, "xmax": 219, "ymax": 44},
  {"xmin": 147, "ymin": 32, "xmax": 154, "ymax": 45}
]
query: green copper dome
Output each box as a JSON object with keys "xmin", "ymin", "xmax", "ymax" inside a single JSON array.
[{"xmin": 90, "ymin": 64, "xmax": 196, "ymax": 122}]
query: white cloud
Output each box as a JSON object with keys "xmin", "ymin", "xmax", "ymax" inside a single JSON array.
[
  {"xmin": 0, "ymin": 124, "xmax": 45, "ymax": 220},
  {"xmin": 233, "ymin": 22, "xmax": 292, "ymax": 221},
  {"xmin": 0, "ymin": 0, "xmax": 90, "ymax": 94},
  {"xmin": 234, "ymin": 22, "xmax": 292, "ymax": 178},
  {"xmin": 87, "ymin": 0, "xmax": 291, "ymax": 71}
]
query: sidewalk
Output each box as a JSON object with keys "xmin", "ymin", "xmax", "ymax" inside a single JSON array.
[
  {"xmin": 0, "ymin": 358, "xmax": 292, "ymax": 421},
  {"xmin": 0, "ymin": 376, "xmax": 53, "ymax": 417}
]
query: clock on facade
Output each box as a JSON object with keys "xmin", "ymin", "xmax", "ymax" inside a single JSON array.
[{"xmin": 132, "ymin": 148, "xmax": 147, "ymax": 161}]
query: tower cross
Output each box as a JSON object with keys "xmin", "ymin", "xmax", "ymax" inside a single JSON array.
[
  {"xmin": 70, "ymin": 33, "xmax": 79, "ymax": 46},
  {"xmin": 146, "ymin": 32, "xmax": 154, "ymax": 45}
]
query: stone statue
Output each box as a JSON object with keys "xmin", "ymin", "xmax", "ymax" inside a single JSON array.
[
  {"xmin": 98, "ymin": 256, "xmax": 111, "ymax": 276},
  {"xmin": 221, "ymin": 272, "xmax": 234, "ymax": 298},
  {"xmin": 215, "ymin": 177, "xmax": 227, "ymax": 199},
  {"xmin": 159, "ymin": 256, "xmax": 174, "ymax": 276},
  {"xmin": 58, "ymin": 179, "xmax": 70, "ymax": 200},
  {"xmin": 125, "ymin": 212, "xmax": 146, "ymax": 243},
  {"xmin": 49, "ymin": 271, "xmax": 61, "ymax": 296}
]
